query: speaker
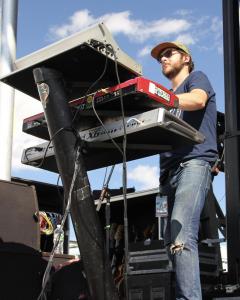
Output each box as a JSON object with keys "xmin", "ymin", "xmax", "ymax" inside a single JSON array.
[
  {"xmin": 0, "ymin": 180, "xmax": 40, "ymax": 250},
  {"xmin": 0, "ymin": 242, "xmax": 48, "ymax": 300},
  {"xmin": 126, "ymin": 272, "xmax": 175, "ymax": 300},
  {"xmin": 48, "ymin": 260, "xmax": 89, "ymax": 300}
]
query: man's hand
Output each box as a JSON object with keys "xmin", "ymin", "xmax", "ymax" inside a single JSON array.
[
  {"xmin": 177, "ymin": 88, "xmax": 208, "ymax": 111},
  {"xmin": 54, "ymin": 257, "xmax": 80, "ymax": 271}
]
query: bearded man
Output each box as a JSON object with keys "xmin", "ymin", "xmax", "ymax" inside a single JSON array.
[{"xmin": 151, "ymin": 42, "xmax": 218, "ymax": 300}]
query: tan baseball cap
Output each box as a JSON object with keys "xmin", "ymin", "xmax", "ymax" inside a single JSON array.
[{"xmin": 151, "ymin": 41, "xmax": 191, "ymax": 60}]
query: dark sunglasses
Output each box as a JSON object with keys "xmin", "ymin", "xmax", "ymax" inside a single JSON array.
[{"xmin": 158, "ymin": 49, "xmax": 179, "ymax": 62}]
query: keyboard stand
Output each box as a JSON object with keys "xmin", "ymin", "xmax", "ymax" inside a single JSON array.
[{"xmin": 33, "ymin": 66, "xmax": 119, "ymax": 300}]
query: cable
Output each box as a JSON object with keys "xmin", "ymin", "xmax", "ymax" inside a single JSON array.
[
  {"xmin": 39, "ymin": 211, "xmax": 54, "ymax": 235},
  {"xmin": 71, "ymin": 43, "xmax": 109, "ymax": 124},
  {"xmin": 219, "ymin": 193, "xmax": 226, "ymax": 203},
  {"xmin": 25, "ymin": 127, "xmax": 68, "ymax": 169},
  {"xmin": 91, "ymin": 92, "xmax": 123, "ymax": 156},
  {"xmin": 74, "ymin": 43, "xmax": 124, "ymax": 156},
  {"xmin": 37, "ymin": 145, "xmax": 82, "ymax": 300},
  {"xmin": 107, "ymin": 44, "xmax": 129, "ymax": 299}
]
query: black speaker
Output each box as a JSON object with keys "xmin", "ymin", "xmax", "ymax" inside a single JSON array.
[
  {"xmin": 0, "ymin": 242, "xmax": 48, "ymax": 300},
  {"xmin": 127, "ymin": 272, "xmax": 175, "ymax": 300},
  {"xmin": 0, "ymin": 180, "xmax": 40, "ymax": 250},
  {"xmin": 48, "ymin": 260, "xmax": 89, "ymax": 300}
]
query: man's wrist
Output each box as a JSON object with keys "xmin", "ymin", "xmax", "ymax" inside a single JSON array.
[{"xmin": 173, "ymin": 96, "xmax": 179, "ymax": 108}]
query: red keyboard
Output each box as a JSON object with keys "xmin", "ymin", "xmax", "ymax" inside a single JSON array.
[{"xmin": 23, "ymin": 76, "xmax": 178, "ymax": 140}]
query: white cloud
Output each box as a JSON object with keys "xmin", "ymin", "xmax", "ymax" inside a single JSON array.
[
  {"xmin": 128, "ymin": 164, "xmax": 159, "ymax": 189},
  {"xmin": 12, "ymin": 91, "xmax": 45, "ymax": 171},
  {"xmin": 48, "ymin": 9, "xmax": 223, "ymax": 57},
  {"xmin": 48, "ymin": 9, "xmax": 191, "ymax": 43},
  {"xmin": 49, "ymin": 9, "xmax": 96, "ymax": 39},
  {"xmin": 104, "ymin": 11, "xmax": 142, "ymax": 37},
  {"xmin": 175, "ymin": 33, "xmax": 196, "ymax": 45},
  {"xmin": 141, "ymin": 19, "xmax": 190, "ymax": 42}
]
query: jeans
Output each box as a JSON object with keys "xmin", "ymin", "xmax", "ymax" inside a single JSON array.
[{"xmin": 160, "ymin": 159, "xmax": 212, "ymax": 300}]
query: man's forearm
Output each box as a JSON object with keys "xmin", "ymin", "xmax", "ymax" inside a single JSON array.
[{"xmin": 176, "ymin": 89, "xmax": 208, "ymax": 111}]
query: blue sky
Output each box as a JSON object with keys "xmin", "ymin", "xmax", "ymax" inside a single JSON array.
[{"xmin": 12, "ymin": 0, "xmax": 226, "ymax": 241}]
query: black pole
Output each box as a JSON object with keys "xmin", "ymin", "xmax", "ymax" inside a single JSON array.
[
  {"xmin": 222, "ymin": 0, "xmax": 240, "ymax": 284},
  {"xmin": 105, "ymin": 196, "xmax": 111, "ymax": 257},
  {"xmin": 33, "ymin": 67, "xmax": 119, "ymax": 300}
]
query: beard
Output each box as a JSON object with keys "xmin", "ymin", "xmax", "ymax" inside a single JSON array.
[{"xmin": 162, "ymin": 60, "xmax": 186, "ymax": 79}]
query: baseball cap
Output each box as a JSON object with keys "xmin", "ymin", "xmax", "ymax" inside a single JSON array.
[{"xmin": 151, "ymin": 41, "xmax": 191, "ymax": 61}]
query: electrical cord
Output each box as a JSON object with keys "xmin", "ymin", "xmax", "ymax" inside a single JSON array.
[
  {"xmin": 25, "ymin": 127, "xmax": 71, "ymax": 168},
  {"xmin": 71, "ymin": 43, "xmax": 109, "ymax": 124},
  {"xmin": 107, "ymin": 43, "xmax": 129, "ymax": 299},
  {"xmin": 91, "ymin": 92, "xmax": 123, "ymax": 156},
  {"xmin": 39, "ymin": 211, "xmax": 54, "ymax": 235},
  {"xmin": 37, "ymin": 145, "xmax": 81, "ymax": 300},
  {"xmin": 74, "ymin": 43, "xmax": 123, "ymax": 156}
]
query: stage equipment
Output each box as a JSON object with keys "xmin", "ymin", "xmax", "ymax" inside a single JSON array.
[
  {"xmin": 22, "ymin": 76, "xmax": 179, "ymax": 140},
  {"xmin": 0, "ymin": 22, "xmax": 144, "ymax": 300},
  {"xmin": 126, "ymin": 272, "xmax": 174, "ymax": 300},
  {"xmin": 0, "ymin": 242, "xmax": 48, "ymax": 300},
  {"xmin": 0, "ymin": 23, "xmax": 142, "ymax": 101},
  {"xmin": 0, "ymin": 180, "xmax": 40, "ymax": 250},
  {"xmin": 12, "ymin": 177, "xmax": 69, "ymax": 253},
  {"xmin": 32, "ymin": 66, "xmax": 118, "ymax": 300},
  {"xmin": 21, "ymin": 107, "xmax": 205, "ymax": 172},
  {"xmin": 96, "ymin": 188, "xmax": 222, "ymax": 299},
  {"xmin": 48, "ymin": 259, "xmax": 89, "ymax": 300}
]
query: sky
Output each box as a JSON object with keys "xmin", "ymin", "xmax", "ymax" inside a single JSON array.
[{"xmin": 10, "ymin": 0, "xmax": 227, "ymax": 254}]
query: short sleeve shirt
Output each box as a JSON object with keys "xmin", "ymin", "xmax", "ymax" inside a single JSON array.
[{"xmin": 160, "ymin": 71, "xmax": 218, "ymax": 176}]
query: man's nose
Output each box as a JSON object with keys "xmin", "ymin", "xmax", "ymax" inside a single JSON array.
[{"xmin": 161, "ymin": 56, "xmax": 168, "ymax": 64}]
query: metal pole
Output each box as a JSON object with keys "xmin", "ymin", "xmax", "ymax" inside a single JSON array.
[
  {"xmin": 33, "ymin": 67, "xmax": 119, "ymax": 300},
  {"xmin": 0, "ymin": 0, "xmax": 18, "ymax": 181},
  {"xmin": 222, "ymin": 0, "xmax": 240, "ymax": 284}
]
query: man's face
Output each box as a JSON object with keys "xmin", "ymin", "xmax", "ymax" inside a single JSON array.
[{"xmin": 158, "ymin": 48, "xmax": 189, "ymax": 79}]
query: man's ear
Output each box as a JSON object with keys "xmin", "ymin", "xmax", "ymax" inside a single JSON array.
[{"xmin": 183, "ymin": 54, "xmax": 191, "ymax": 63}]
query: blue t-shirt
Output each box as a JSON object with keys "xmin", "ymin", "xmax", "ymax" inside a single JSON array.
[{"xmin": 160, "ymin": 70, "xmax": 218, "ymax": 176}]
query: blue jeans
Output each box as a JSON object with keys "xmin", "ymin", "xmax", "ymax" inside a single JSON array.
[{"xmin": 160, "ymin": 159, "xmax": 212, "ymax": 300}]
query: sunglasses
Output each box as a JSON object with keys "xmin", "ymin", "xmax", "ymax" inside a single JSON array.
[{"xmin": 158, "ymin": 49, "xmax": 179, "ymax": 63}]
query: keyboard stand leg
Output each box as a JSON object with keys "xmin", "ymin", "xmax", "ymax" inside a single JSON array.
[{"xmin": 33, "ymin": 67, "xmax": 119, "ymax": 300}]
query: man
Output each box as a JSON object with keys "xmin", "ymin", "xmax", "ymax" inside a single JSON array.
[{"xmin": 151, "ymin": 42, "xmax": 218, "ymax": 299}]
